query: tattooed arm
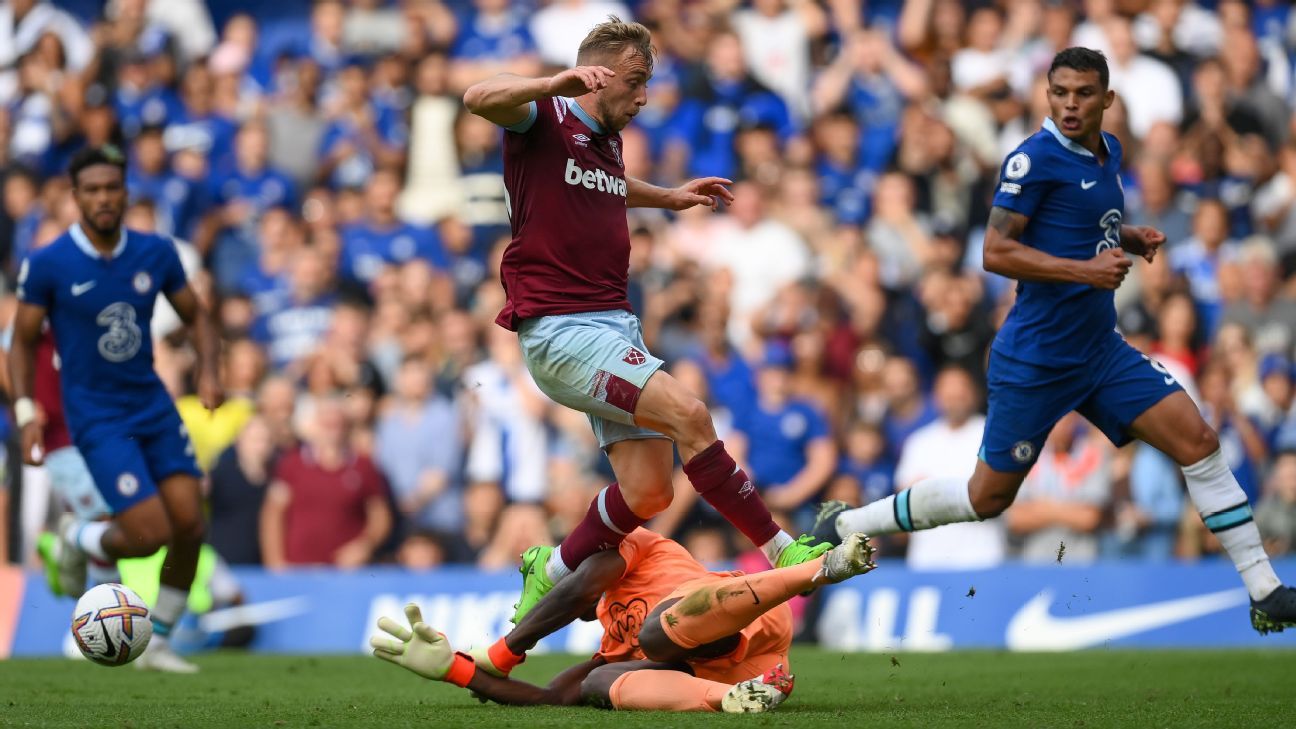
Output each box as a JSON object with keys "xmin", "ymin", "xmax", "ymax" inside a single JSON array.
[{"xmin": 982, "ymin": 206, "xmax": 1131, "ymax": 289}]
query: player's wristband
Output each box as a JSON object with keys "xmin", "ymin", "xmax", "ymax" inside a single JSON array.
[
  {"xmin": 14, "ymin": 398, "xmax": 35, "ymax": 429},
  {"xmin": 445, "ymin": 651, "xmax": 477, "ymax": 688},
  {"xmin": 487, "ymin": 637, "xmax": 526, "ymax": 674}
]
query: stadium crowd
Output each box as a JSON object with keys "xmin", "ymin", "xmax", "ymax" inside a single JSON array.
[{"xmin": 2, "ymin": 0, "xmax": 1296, "ymax": 573}]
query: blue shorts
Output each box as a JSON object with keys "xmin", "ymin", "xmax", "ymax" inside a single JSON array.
[
  {"xmin": 980, "ymin": 335, "xmax": 1183, "ymax": 472},
  {"xmin": 76, "ymin": 408, "xmax": 201, "ymax": 514},
  {"xmin": 518, "ymin": 310, "xmax": 668, "ymax": 449}
]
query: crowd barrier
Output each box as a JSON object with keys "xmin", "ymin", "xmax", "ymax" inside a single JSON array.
[{"xmin": 4, "ymin": 558, "xmax": 1295, "ymax": 658}]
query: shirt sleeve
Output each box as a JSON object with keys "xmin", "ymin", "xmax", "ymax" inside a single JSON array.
[
  {"xmin": 16, "ymin": 252, "xmax": 55, "ymax": 309},
  {"xmin": 160, "ymin": 239, "xmax": 190, "ymax": 295},
  {"xmin": 991, "ymin": 146, "xmax": 1048, "ymax": 220},
  {"xmin": 804, "ymin": 404, "xmax": 830, "ymax": 442},
  {"xmin": 503, "ymin": 100, "xmax": 539, "ymax": 134}
]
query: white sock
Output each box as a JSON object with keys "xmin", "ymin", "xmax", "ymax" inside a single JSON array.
[
  {"xmin": 86, "ymin": 560, "xmax": 120, "ymax": 587},
  {"xmin": 545, "ymin": 545, "xmax": 572, "ymax": 583},
  {"xmin": 152, "ymin": 585, "xmax": 189, "ymax": 637},
  {"xmin": 837, "ymin": 476, "xmax": 977, "ymax": 537},
  {"xmin": 1183, "ymin": 450, "xmax": 1281, "ymax": 601},
  {"xmin": 64, "ymin": 520, "xmax": 110, "ymax": 562},
  {"xmin": 760, "ymin": 530, "xmax": 794, "ymax": 564}
]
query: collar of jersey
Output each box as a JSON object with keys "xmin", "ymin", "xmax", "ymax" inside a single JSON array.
[
  {"xmin": 1042, "ymin": 117, "xmax": 1109, "ymax": 159},
  {"xmin": 566, "ymin": 97, "xmax": 606, "ymax": 135},
  {"xmin": 69, "ymin": 223, "xmax": 127, "ymax": 260}
]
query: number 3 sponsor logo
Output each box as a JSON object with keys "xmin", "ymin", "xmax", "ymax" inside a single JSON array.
[
  {"xmin": 96, "ymin": 302, "xmax": 142, "ymax": 362},
  {"xmin": 1097, "ymin": 209, "xmax": 1123, "ymax": 254}
]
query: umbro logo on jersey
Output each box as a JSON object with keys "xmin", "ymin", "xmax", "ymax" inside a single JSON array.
[
  {"xmin": 572, "ymin": 133, "xmax": 590, "ymax": 147},
  {"xmin": 564, "ymin": 158, "xmax": 627, "ymax": 197},
  {"xmin": 71, "ymin": 281, "xmax": 97, "ymax": 296},
  {"xmin": 1081, "ymin": 179, "xmax": 1098, "ymax": 190}
]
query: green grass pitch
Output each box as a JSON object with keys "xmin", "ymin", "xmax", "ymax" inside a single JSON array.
[{"xmin": 2, "ymin": 649, "xmax": 1294, "ymax": 728}]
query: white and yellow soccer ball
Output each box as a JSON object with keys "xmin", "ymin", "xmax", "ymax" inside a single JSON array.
[{"xmin": 71, "ymin": 583, "xmax": 152, "ymax": 666}]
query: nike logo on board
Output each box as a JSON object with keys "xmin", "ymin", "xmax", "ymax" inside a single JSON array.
[{"xmin": 1005, "ymin": 588, "xmax": 1248, "ymax": 650}]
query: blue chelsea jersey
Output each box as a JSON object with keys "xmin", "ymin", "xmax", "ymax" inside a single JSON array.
[
  {"xmin": 17, "ymin": 225, "xmax": 188, "ymax": 432},
  {"xmin": 991, "ymin": 117, "xmax": 1126, "ymax": 367}
]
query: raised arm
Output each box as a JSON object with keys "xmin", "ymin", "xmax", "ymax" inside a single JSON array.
[
  {"xmin": 983, "ymin": 207, "xmax": 1130, "ymax": 289},
  {"xmin": 463, "ymin": 68, "xmax": 615, "ymax": 128},
  {"xmin": 8, "ymin": 301, "xmax": 47, "ymax": 465}
]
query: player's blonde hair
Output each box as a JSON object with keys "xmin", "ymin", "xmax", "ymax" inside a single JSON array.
[{"xmin": 577, "ymin": 15, "xmax": 655, "ymax": 71}]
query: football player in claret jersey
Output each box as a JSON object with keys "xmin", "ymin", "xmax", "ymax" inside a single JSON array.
[
  {"xmin": 463, "ymin": 16, "xmax": 833, "ymax": 626},
  {"xmin": 819, "ymin": 48, "xmax": 1296, "ymax": 633},
  {"xmin": 9, "ymin": 146, "xmax": 224, "ymax": 671}
]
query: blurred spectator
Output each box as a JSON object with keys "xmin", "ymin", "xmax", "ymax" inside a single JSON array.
[
  {"xmin": 733, "ymin": 342, "xmax": 835, "ymax": 520},
  {"xmin": 1105, "ymin": 16, "xmax": 1183, "ymax": 139},
  {"xmin": 1257, "ymin": 451, "xmax": 1296, "ymax": 556},
  {"xmin": 732, "ymin": 0, "xmax": 821, "ymax": 121},
  {"xmin": 1105, "ymin": 442, "xmax": 1186, "ymax": 561},
  {"xmin": 264, "ymin": 55, "xmax": 326, "ymax": 190},
  {"xmin": 706, "ymin": 181, "xmax": 809, "ymax": 344},
  {"xmin": 260, "ymin": 398, "xmax": 392, "ymax": 569},
  {"xmin": 683, "ymin": 28, "xmax": 791, "ymax": 180},
  {"xmin": 177, "ymin": 337, "xmax": 261, "ymax": 472},
  {"xmin": 250, "ymin": 246, "xmax": 336, "ymax": 372},
  {"xmin": 1128, "ymin": 158, "xmax": 1193, "ymax": 247},
  {"xmin": 879, "ymin": 357, "xmax": 937, "ymax": 462},
  {"xmin": 374, "ymin": 356, "xmax": 463, "ymax": 536},
  {"xmin": 207, "ymin": 416, "xmax": 274, "ymax": 566},
  {"xmin": 449, "ymin": 0, "xmax": 541, "ymax": 93},
  {"xmin": 529, "ymin": 0, "xmax": 632, "ymax": 69},
  {"xmin": 1221, "ymin": 237, "xmax": 1296, "ymax": 356},
  {"xmin": 317, "ymin": 62, "xmax": 407, "ymax": 190},
  {"xmin": 463, "ymin": 326, "xmax": 548, "ymax": 504},
  {"xmin": 1008, "ymin": 413, "xmax": 1112, "ymax": 564},
  {"xmin": 1198, "ymin": 361, "xmax": 1266, "ymax": 503},
  {"xmin": 1169, "ymin": 198, "xmax": 1236, "ymax": 335},
  {"xmin": 0, "ymin": 0, "xmax": 95, "ymax": 91},
  {"xmin": 825, "ymin": 421, "xmax": 894, "ymax": 508},
  {"xmin": 396, "ymin": 530, "xmax": 449, "ymax": 570},
  {"xmin": 339, "ymin": 167, "xmax": 447, "ymax": 291},
  {"xmin": 1239, "ymin": 353, "xmax": 1295, "ymax": 452},
  {"xmin": 894, "ymin": 365, "xmax": 1006, "ymax": 570}
]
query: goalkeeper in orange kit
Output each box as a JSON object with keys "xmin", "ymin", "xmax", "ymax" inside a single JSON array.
[{"xmin": 369, "ymin": 529, "xmax": 875, "ymax": 713}]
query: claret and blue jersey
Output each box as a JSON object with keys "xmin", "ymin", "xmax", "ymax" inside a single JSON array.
[
  {"xmin": 980, "ymin": 117, "xmax": 1183, "ymax": 473},
  {"xmin": 17, "ymin": 224, "xmax": 200, "ymax": 511}
]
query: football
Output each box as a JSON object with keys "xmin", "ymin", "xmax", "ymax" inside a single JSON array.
[{"xmin": 70, "ymin": 583, "xmax": 153, "ymax": 667}]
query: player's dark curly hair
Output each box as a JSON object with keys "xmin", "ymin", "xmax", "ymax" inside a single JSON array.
[
  {"xmin": 68, "ymin": 144, "xmax": 127, "ymax": 187},
  {"xmin": 1048, "ymin": 47, "xmax": 1109, "ymax": 89}
]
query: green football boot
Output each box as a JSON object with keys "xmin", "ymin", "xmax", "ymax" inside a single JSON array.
[
  {"xmin": 509, "ymin": 545, "xmax": 555, "ymax": 624},
  {"xmin": 774, "ymin": 533, "xmax": 834, "ymax": 569}
]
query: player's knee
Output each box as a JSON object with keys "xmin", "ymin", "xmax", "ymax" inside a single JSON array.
[
  {"xmin": 1181, "ymin": 425, "xmax": 1220, "ymax": 466},
  {"xmin": 676, "ymin": 397, "xmax": 712, "ymax": 441},
  {"xmin": 628, "ymin": 485, "xmax": 672, "ymax": 517},
  {"xmin": 124, "ymin": 521, "xmax": 172, "ymax": 557},
  {"xmin": 969, "ymin": 485, "xmax": 1015, "ymax": 519},
  {"xmin": 579, "ymin": 666, "xmax": 620, "ymax": 709},
  {"xmin": 168, "ymin": 511, "xmax": 205, "ymax": 547},
  {"xmin": 639, "ymin": 603, "xmax": 687, "ymax": 662}
]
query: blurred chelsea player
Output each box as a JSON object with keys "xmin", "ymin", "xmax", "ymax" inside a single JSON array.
[{"xmin": 9, "ymin": 145, "xmax": 224, "ymax": 671}]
